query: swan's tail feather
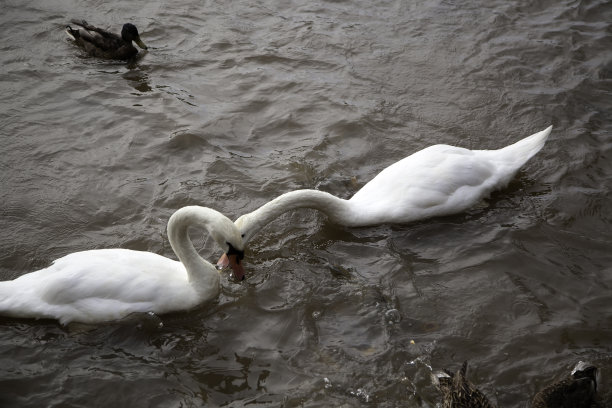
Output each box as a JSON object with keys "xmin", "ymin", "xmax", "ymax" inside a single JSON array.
[{"xmin": 496, "ymin": 125, "xmax": 552, "ymax": 166}]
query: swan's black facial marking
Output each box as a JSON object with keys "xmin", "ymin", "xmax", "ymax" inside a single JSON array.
[
  {"xmin": 224, "ymin": 242, "xmax": 246, "ymax": 281},
  {"xmin": 226, "ymin": 242, "xmax": 244, "ymax": 264}
]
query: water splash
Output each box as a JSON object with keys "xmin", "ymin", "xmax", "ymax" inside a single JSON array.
[
  {"xmin": 384, "ymin": 308, "xmax": 401, "ymax": 324},
  {"xmin": 350, "ymin": 388, "xmax": 370, "ymax": 403}
]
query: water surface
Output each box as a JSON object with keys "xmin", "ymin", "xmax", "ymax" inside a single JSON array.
[{"xmin": 1, "ymin": 0, "xmax": 611, "ymax": 406}]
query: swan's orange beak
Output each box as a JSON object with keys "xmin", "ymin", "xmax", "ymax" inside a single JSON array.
[{"xmin": 217, "ymin": 253, "xmax": 246, "ymax": 281}]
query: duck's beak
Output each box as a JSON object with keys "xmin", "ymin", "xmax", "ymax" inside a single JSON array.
[
  {"xmin": 135, "ymin": 37, "xmax": 148, "ymax": 50},
  {"xmin": 217, "ymin": 253, "xmax": 246, "ymax": 281}
]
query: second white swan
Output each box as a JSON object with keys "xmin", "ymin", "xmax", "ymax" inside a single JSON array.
[{"xmin": 233, "ymin": 126, "xmax": 552, "ymax": 244}]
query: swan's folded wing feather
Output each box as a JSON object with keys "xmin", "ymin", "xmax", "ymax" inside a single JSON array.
[
  {"xmin": 349, "ymin": 145, "xmax": 499, "ymax": 223},
  {"xmin": 37, "ymin": 249, "xmax": 188, "ymax": 305}
]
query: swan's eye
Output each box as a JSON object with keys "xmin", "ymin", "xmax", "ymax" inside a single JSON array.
[{"xmin": 241, "ymin": 234, "xmax": 245, "ymax": 238}]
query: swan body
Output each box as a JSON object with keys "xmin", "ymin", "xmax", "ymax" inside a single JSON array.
[
  {"xmin": 0, "ymin": 206, "xmax": 244, "ymax": 325},
  {"xmin": 235, "ymin": 126, "xmax": 552, "ymax": 243},
  {"xmin": 66, "ymin": 20, "xmax": 147, "ymax": 60}
]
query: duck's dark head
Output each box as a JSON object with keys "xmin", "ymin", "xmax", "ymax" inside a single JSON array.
[{"xmin": 121, "ymin": 23, "xmax": 147, "ymax": 50}]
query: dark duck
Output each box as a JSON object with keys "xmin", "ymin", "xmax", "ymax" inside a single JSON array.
[
  {"xmin": 66, "ymin": 20, "xmax": 147, "ymax": 60},
  {"xmin": 433, "ymin": 361, "xmax": 600, "ymax": 408},
  {"xmin": 532, "ymin": 361, "xmax": 599, "ymax": 408},
  {"xmin": 433, "ymin": 361, "xmax": 496, "ymax": 408}
]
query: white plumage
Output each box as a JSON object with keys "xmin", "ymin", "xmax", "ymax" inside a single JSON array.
[
  {"xmin": 235, "ymin": 126, "xmax": 552, "ymax": 243},
  {"xmin": 0, "ymin": 206, "xmax": 245, "ymax": 325}
]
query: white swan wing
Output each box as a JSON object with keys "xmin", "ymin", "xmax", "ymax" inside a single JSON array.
[
  {"xmin": 349, "ymin": 145, "xmax": 499, "ymax": 224},
  {"xmin": 46, "ymin": 249, "xmax": 188, "ymax": 301}
]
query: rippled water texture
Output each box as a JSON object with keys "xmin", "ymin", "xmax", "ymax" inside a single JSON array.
[{"xmin": 1, "ymin": 0, "xmax": 611, "ymax": 406}]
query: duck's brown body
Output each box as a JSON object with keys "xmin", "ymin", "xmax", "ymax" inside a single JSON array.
[
  {"xmin": 532, "ymin": 362, "xmax": 599, "ymax": 408},
  {"xmin": 66, "ymin": 20, "xmax": 147, "ymax": 60},
  {"xmin": 435, "ymin": 361, "xmax": 496, "ymax": 408},
  {"xmin": 434, "ymin": 361, "xmax": 600, "ymax": 408}
]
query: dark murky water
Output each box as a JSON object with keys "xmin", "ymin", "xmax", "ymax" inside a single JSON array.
[{"xmin": 1, "ymin": 0, "xmax": 611, "ymax": 406}]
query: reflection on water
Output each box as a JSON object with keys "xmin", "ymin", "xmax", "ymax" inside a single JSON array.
[
  {"xmin": 1, "ymin": 0, "xmax": 611, "ymax": 407},
  {"xmin": 123, "ymin": 69, "xmax": 152, "ymax": 93}
]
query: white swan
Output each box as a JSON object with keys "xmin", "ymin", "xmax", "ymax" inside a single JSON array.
[
  {"xmin": 0, "ymin": 206, "xmax": 245, "ymax": 325},
  {"xmin": 233, "ymin": 126, "xmax": 552, "ymax": 244}
]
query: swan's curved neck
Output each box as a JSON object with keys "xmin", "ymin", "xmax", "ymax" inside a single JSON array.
[
  {"xmin": 167, "ymin": 207, "xmax": 220, "ymax": 291},
  {"xmin": 237, "ymin": 189, "xmax": 356, "ymax": 243}
]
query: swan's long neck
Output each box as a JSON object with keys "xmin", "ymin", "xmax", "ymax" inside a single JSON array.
[
  {"xmin": 237, "ymin": 189, "xmax": 356, "ymax": 243},
  {"xmin": 167, "ymin": 207, "xmax": 220, "ymax": 292}
]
